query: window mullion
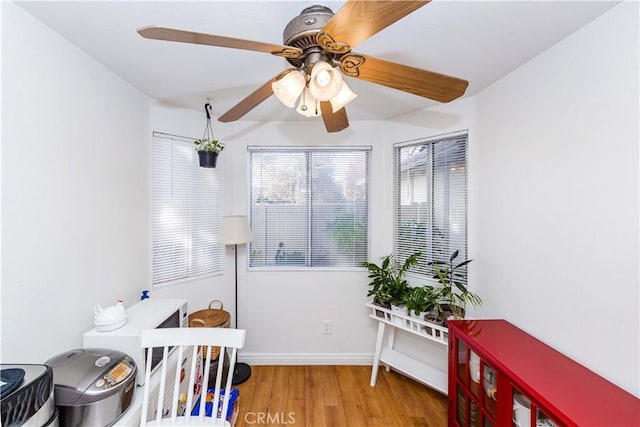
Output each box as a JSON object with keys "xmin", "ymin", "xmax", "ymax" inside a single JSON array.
[
  {"xmin": 306, "ymin": 151, "xmax": 312, "ymax": 267},
  {"xmin": 429, "ymin": 143, "xmax": 435, "ymax": 276}
]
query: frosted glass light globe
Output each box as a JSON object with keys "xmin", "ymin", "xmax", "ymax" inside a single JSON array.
[{"xmin": 316, "ymin": 69, "xmax": 331, "ymax": 87}]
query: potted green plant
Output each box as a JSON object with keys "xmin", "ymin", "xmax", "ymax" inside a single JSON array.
[
  {"xmin": 403, "ymin": 285, "xmax": 441, "ymax": 333},
  {"xmin": 362, "ymin": 252, "xmax": 420, "ymax": 318},
  {"xmin": 403, "ymin": 285, "xmax": 438, "ymax": 317},
  {"xmin": 194, "ymin": 138, "xmax": 224, "ymax": 168},
  {"xmin": 429, "ymin": 250, "xmax": 482, "ymax": 321}
]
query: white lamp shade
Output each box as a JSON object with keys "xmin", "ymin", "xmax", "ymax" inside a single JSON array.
[
  {"xmin": 271, "ymin": 70, "xmax": 306, "ymax": 108},
  {"xmin": 220, "ymin": 215, "xmax": 253, "ymax": 245},
  {"xmin": 296, "ymin": 88, "xmax": 321, "ymax": 117},
  {"xmin": 329, "ymin": 80, "xmax": 358, "ymax": 113},
  {"xmin": 308, "ymin": 61, "xmax": 343, "ymax": 101}
]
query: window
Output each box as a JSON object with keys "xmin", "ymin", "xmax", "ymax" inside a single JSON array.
[
  {"xmin": 152, "ymin": 132, "xmax": 224, "ymax": 285},
  {"xmin": 394, "ymin": 132, "xmax": 468, "ymax": 282},
  {"xmin": 249, "ymin": 147, "xmax": 370, "ymax": 268}
]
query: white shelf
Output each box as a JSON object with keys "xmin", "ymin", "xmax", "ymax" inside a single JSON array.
[
  {"xmin": 379, "ymin": 348, "xmax": 448, "ymax": 394},
  {"xmin": 367, "ymin": 302, "xmax": 448, "ymax": 396}
]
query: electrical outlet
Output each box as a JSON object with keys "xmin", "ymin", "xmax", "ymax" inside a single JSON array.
[{"xmin": 322, "ymin": 320, "xmax": 332, "ymax": 335}]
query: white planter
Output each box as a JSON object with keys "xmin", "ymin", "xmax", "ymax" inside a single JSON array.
[{"xmin": 390, "ymin": 304, "xmax": 408, "ymax": 326}]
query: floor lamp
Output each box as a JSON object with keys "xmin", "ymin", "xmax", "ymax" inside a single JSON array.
[{"xmin": 220, "ymin": 215, "xmax": 253, "ymax": 384}]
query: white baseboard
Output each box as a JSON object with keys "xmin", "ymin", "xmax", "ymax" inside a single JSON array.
[{"xmin": 238, "ymin": 353, "xmax": 374, "ymax": 365}]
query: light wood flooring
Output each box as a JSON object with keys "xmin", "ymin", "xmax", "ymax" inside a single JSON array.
[{"xmin": 234, "ymin": 365, "xmax": 448, "ymax": 427}]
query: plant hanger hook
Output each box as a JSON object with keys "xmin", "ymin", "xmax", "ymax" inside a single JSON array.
[{"xmin": 202, "ymin": 101, "xmax": 216, "ymax": 142}]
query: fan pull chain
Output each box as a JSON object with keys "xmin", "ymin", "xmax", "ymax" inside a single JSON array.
[{"xmin": 299, "ymin": 90, "xmax": 308, "ymax": 112}]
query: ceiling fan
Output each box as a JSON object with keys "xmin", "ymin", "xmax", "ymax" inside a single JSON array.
[{"xmin": 138, "ymin": 1, "xmax": 469, "ymax": 133}]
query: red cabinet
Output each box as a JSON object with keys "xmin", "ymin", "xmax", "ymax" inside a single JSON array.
[{"xmin": 447, "ymin": 319, "xmax": 639, "ymax": 427}]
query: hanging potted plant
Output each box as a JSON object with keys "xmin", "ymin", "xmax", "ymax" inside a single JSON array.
[
  {"xmin": 195, "ymin": 138, "xmax": 224, "ymax": 168},
  {"xmin": 195, "ymin": 102, "xmax": 224, "ymax": 168}
]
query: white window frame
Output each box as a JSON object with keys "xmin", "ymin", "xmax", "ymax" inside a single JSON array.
[
  {"xmin": 394, "ymin": 131, "xmax": 469, "ymax": 282},
  {"xmin": 248, "ymin": 146, "xmax": 371, "ymax": 270},
  {"xmin": 151, "ymin": 132, "xmax": 224, "ymax": 286}
]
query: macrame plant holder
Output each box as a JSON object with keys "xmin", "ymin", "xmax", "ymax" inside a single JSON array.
[{"xmin": 196, "ymin": 102, "xmax": 222, "ymax": 168}]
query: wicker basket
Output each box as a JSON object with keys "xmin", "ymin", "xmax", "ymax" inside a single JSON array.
[{"xmin": 188, "ymin": 300, "xmax": 230, "ymax": 360}]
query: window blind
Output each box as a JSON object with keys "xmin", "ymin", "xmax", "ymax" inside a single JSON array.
[
  {"xmin": 394, "ymin": 133, "xmax": 468, "ymax": 281},
  {"xmin": 248, "ymin": 147, "xmax": 370, "ymax": 268},
  {"xmin": 152, "ymin": 132, "xmax": 224, "ymax": 285}
]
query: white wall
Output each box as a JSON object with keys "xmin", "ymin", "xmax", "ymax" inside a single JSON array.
[
  {"xmin": 1, "ymin": 2, "xmax": 150, "ymax": 362},
  {"xmin": 0, "ymin": 5, "xmax": 256, "ymax": 363},
  {"xmin": 471, "ymin": 2, "xmax": 638, "ymax": 395}
]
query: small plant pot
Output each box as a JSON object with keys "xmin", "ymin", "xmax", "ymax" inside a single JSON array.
[
  {"xmin": 440, "ymin": 304, "xmax": 465, "ymax": 326},
  {"xmin": 390, "ymin": 304, "xmax": 408, "ymax": 326},
  {"xmin": 198, "ymin": 151, "xmax": 219, "ymax": 168},
  {"xmin": 372, "ymin": 301, "xmax": 390, "ymax": 318}
]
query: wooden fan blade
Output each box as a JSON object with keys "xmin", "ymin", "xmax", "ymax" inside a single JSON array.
[
  {"xmin": 320, "ymin": 102, "xmax": 349, "ymax": 133},
  {"xmin": 218, "ymin": 69, "xmax": 297, "ymax": 122},
  {"xmin": 340, "ymin": 53, "xmax": 468, "ymax": 103},
  {"xmin": 137, "ymin": 26, "xmax": 302, "ymax": 59},
  {"xmin": 319, "ymin": 1, "xmax": 430, "ymax": 51}
]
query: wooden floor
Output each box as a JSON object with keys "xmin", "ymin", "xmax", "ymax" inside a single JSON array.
[{"xmin": 234, "ymin": 365, "xmax": 448, "ymax": 427}]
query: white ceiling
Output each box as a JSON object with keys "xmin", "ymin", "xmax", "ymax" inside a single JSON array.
[{"xmin": 17, "ymin": 0, "xmax": 619, "ymax": 122}]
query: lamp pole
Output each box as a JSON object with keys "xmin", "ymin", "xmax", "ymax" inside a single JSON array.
[
  {"xmin": 231, "ymin": 242, "xmax": 251, "ymax": 384},
  {"xmin": 220, "ymin": 215, "xmax": 253, "ymax": 385}
]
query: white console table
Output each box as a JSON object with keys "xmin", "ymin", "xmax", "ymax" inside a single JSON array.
[{"xmin": 367, "ymin": 303, "xmax": 449, "ymax": 395}]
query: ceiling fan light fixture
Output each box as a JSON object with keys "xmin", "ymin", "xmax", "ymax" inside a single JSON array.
[
  {"xmin": 296, "ymin": 87, "xmax": 321, "ymax": 117},
  {"xmin": 140, "ymin": 1, "xmax": 467, "ymax": 133},
  {"xmin": 309, "ymin": 61, "xmax": 342, "ymax": 101},
  {"xmin": 271, "ymin": 70, "xmax": 306, "ymax": 108},
  {"xmin": 330, "ymin": 80, "xmax": 357, "ymax": 113}
]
